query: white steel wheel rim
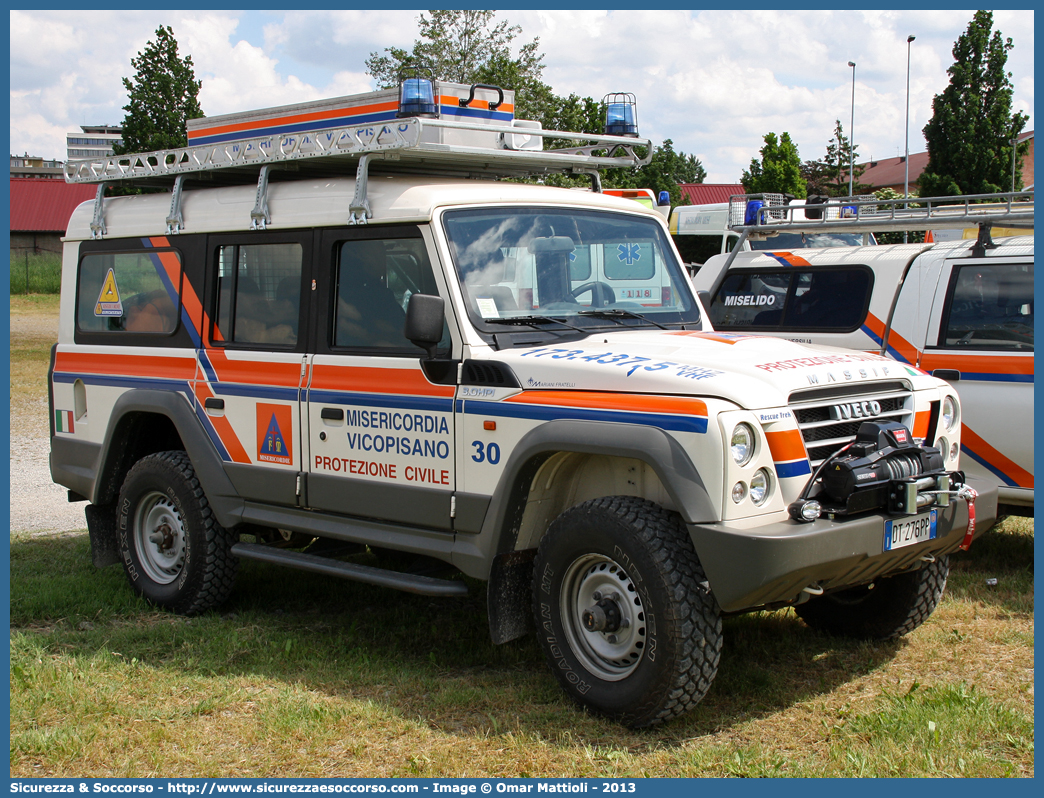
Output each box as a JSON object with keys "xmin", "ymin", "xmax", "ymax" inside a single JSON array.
[
  {"xmin": 560, "ymin": 553, "xmax": 646, "ymax": 681},
  {"xmin": 134, "ymin": 491, "xmax": 187, "ymax": 585}
]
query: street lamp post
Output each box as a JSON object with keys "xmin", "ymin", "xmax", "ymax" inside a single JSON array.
[
  {"xmin": 848, "ymin": 61, "xmax": 856, "ymax": 198},
  {"xmin": 1011, "ymin": 138, "xmax": 1018, "ymax": 192},
  {"xmin": 904, "ymin": 35, "xmax": 915, "ymax": 243}
]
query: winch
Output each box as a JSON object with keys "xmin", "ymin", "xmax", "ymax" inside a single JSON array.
[{"xmin": 790, "ymin": 420, "xmax": 964, "ymax": 520}]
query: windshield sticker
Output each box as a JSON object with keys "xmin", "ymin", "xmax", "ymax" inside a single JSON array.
[
  {"xmin": 94, "ymin": 268, "xmax": 124, "ymax": 317},
  {"xmin": 475, "ymin": 297, "xmax": 500, "ymax": 318},
  {"xmin": 519, "ymin": 347, "xmax": 723, "ymax": 380}
]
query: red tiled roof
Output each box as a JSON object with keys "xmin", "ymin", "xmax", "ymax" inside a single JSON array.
[
  {"xmin": 679, "ymin": 183, "xmax": 745, "ymax": 205},
  {"xmin": 855, "ymin": 151, "xmax": 930, "ymax": 190},
  {"xmin": 10, "ymin": 178, "xmax": 98, "ymax": 233}
]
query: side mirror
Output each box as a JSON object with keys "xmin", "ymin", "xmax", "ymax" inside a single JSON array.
[{"xmin": 404, "ymin": 293, "xmax": 445, "ymax": 359}]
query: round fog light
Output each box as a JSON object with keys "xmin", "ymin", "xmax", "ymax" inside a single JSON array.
[
  {"xmin": 732, "ymin": 481, "xmax": 748, "ymax": 503},
  {"xmin": 788, "ymin": 499, "xmax": 822, "ymax": 522},
  {"xmin": 950, "ymin": 442, "xmax": 959, "ymax": 461},
  {"xmin": 750, "ymin": 468, "xmax": 771, "ymax": 505}
]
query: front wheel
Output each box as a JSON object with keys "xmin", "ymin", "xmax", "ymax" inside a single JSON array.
[
  {"xmin": 117, "ymin": 451, "xmax": 238, "ymax": 615},
  {"xmin": 795, "ymin": 555, "xmax": 949, "ymax": 640},
  {"xmin": 532, "ymin": 496, "xmax": 722, "ymax": 728}
]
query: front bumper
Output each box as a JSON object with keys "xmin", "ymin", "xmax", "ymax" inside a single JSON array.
[{"xmin": 687, "ymin": 477, "xmax": 998, "ymax": 613}]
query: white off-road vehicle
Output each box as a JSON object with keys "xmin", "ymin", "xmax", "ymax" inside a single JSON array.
[{"xmin": 50, "ymin": 82, "xmax": 995, "ymax": 727}]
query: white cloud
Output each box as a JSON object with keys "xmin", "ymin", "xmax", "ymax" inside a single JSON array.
[{"xmin": 9, "ymin": 9, "xmax": 1033, "ymax": 184}]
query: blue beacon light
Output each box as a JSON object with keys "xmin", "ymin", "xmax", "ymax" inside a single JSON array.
[{"xmin": 398, "ymin": 77, "xmax": 437, "ymax": 118}]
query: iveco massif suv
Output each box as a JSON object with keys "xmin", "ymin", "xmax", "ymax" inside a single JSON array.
[{"xmin": 50, "ymin": 86, "xmax": 995, "ymax": 727}]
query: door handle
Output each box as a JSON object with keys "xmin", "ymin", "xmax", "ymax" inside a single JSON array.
[
  {"xmin": 932, "ymin": 369, "xmax": 961, "ymax": 381},
  {"xmin": 204, "ymin": 397, "xmax": 225, "ymax": 409},
  {"xmin": 321, "ymin": 407, "xmax": 344, "ymax": 420}
]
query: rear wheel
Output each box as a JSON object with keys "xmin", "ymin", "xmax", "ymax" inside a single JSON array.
[
  {"xmin": 532, "ymin": 496, "xmax": 721, "ymax": 728},
  {"xmin": 117, "ymin": 451, "xmax": 238, "ymax": 615},
  {"xmin": 795, "ymin": 555, "xmax": 949, "ymax": 640}
]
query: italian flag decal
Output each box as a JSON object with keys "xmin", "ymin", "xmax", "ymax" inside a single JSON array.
[{"xmin": 55, "ymin": 409, "xmax": 75, "ymax": 433}]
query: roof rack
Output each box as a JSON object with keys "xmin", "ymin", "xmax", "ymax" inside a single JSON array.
[
  {"xmin": 714, "ymin": 190, "xmax": 1033, "ymax": 272},
  {"xmin": 727, "ymin": 191, "xmax": 1034, "ymax": 235}
]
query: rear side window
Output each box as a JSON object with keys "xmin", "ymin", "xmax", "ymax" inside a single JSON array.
[
  {"xmin": 76, "ymin": 250, "xmax": 182, "ymax": 334},
  {"xmin": 939, "ymin": 262, "xmax": 1033, "ymax": 350},
  {"xmin": 709, "ymin": 267, "xmax": 872, "ymax": 331},
  {"xmin": 213, "ymin": 243, "xmax": 303, "ymax": 346}
]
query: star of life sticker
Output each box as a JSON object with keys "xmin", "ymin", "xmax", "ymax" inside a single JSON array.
[{"xmin": 94, "ymin": 268, "xmax": 124, "ymax": 317}]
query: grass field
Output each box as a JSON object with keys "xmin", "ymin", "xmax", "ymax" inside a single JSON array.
[
  {"xmin": 9, "ymin": 296, "xmax": 1034, "ymax": 778},
  {"xmin": 10, "ymin": 251, "xmax": 62, "ymax": 294}
]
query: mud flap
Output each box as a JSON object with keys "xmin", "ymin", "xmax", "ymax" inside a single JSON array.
[
  {"xmin": 487, "ymin": 549, "xmax": 536, "ymax": 644},
  {"xmin": 85, "ymin": 503, "xmax": 120, "ymax": 567}
]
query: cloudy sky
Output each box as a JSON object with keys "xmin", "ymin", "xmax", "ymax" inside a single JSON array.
[{"xmin": 9, "ymin": 9, "xmax": 1035, "ymax": 183}]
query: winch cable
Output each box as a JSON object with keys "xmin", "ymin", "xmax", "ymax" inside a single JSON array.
[{"xmin": 795, "ymin": 443, "xmax": 854, "ymax": 503}]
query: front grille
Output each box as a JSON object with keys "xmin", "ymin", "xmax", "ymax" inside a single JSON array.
[{"xmin": 789, "ymin": 382, "xmax": 914, "ymax": 467}]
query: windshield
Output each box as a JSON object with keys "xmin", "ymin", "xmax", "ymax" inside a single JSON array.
[
  {"xmin": 442, "ymin": 207, "xmax": 701, "ymax": 333},
  {"xmin": 749, "ymin": 231, "xmax": 871, "ymax": 250}
]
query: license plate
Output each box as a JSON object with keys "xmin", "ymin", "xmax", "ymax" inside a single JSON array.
[{"xmin": 884, "ymin": 509, "xmax": 938, "ymax": 551}]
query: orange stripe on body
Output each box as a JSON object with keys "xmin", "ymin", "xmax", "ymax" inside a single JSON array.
[
  {"xmin": 913, "ymin": 410, "xmax": 930, "ymax": 439},
  {"xmin": 765, "ymin": 428, "xmax": 807, "ymax": 462},
  {"xmin": 664, "ymin": 331, "xmax": 756, "ymax": 345},
  {"xmin": 961, "ymin": 424, "xmax": 1034, "ymax": 489},
  {"xmin": 765, "ymin": 251, "xmax": 811, "ymax": 267},
  {"xmin": 55, "ymin": 351, "xmax": 197, "ymax": 380},
  {"xmin": 193, "ymin": 381, "xmax": 252, "ymax": 464},
  {"xmin": 188, "ymin": 101, "xmax": 401, "ymax": 140},
  {"xmin": 309, "ymin": 364, "xmax": 455, "ymax": 397},
  {"xmin": 919, "ymin": 353, "xmax": 1034, "ymax": 377},
  {"xmin": 506, "ymin": 391, "xmax": 708, "ymax": 417},
  {"xmin": 204, "ymin": 348, "xmax": 303, "ymax": 387}
]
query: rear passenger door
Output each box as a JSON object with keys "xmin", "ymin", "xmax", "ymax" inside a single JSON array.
[
  {"xmin": 304, "ymin": 226, "xmax": 457, "ymax": 530},
  {"xmin": 198, "ymin": 231, "xmax": 312, "ymax": 507},
  {"xmin": 920, "ymin": 256, "xmax": 1034, "ymax": 495}
]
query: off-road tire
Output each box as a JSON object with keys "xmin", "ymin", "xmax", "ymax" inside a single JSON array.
[
  {"xmin": 117, "ymin": 450, "xmax": 238, "ymax": 615},
  {"xmin": 532, "ymin": 496, "xmax": 722, "ymax": 728},
  {"xmin": 795, "ymin": 555, "xmax": 949, "ymax": 640}
]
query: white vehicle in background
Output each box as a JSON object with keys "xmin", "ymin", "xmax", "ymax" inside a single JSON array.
[
  {"xmin": 670, "ymin": 195, "xmax": 876, "ymax": 273},
  {"xmin": 692, "ymin": 192, "xmax": 1034, "ymax": 517}
]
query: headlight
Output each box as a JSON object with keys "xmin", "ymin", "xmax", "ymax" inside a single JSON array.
[
  {"xmin": 750, "ymin": 468, "xmax": 772, "ymax": 505},
  {"xmin": 731, "ymin": 423, "xmax": 755, "ymax": 466},
  {"xmin": 942, "ymin": 396, "xmax": 959, "ymax": 432}
]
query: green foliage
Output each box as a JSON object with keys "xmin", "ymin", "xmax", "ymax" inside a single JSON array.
[
  {"xmin": 113, "ymin": 26, "xmax": 203, "ymax": 155},
  {"xmin": 872, "ymin": 188, "xmax": 926, "ymax": 244},
  {"xmin": 919, "ymin": 11, "xmax": 1029, "ymax": 197},
  {"xmin": 742, "ymin": 132, "xmax": 805, "ymax": 198},
  {"xmin": 368, "ymin": 11, "xmax": 704, "ymax": 204},
  {"xmin": 804, "ymin": 120, "xmax": 868, "ymax": 197}
]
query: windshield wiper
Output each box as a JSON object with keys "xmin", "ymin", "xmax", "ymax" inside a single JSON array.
[
  {"xmin": 577, "ymin": 308, "xmax": 669, "ymax": 330},
  {"xmin": 484, "ymin": 315, "xmax": 585, "ymax": 332}
]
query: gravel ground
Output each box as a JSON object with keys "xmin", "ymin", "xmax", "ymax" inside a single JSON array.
[{"xmin": 10, "ymin": 306, "xmax": 89, "ymax": 535}]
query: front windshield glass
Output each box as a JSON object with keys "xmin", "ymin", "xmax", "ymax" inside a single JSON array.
[
  {"xmin": 442, "ymin": 207, "xmax": 701, "ymax": 332},
  {"xmin": 749, "ymin": 231, "xmax": 869, "ymax": 249}
]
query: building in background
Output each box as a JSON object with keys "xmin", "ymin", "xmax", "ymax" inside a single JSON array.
[
  {"xmin": 10, "ymin": 154, "xmax": 64, "ymax": 179},
  {"xmin": 10, "ymin": 178, "xmax": 98, "ymax": 257},
  {"xmin": 67, "ymin": 124, "xmax": 123, "ymax": 160}
]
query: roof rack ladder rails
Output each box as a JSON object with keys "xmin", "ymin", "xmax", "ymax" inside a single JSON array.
[
  {"xmin": 166, "ymin": 175, "xmax": 186, "ymax": 235},
  {"xmin": 90, "ymin": 182, "xmax": 108, "ymax": 240},
  {"xmin": 251, "ymin": 166, "xmax": 272, "ymax": 231},
  {"xmin": 348, "ymin": 153, "xmax": 374, "ymax": 226}
]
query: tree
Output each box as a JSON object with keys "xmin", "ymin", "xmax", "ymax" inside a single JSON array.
[
  {"xmin": 741, "ymin": 132, "xmax": 805, "ymax": 198},
  {"xmin": 919, "ymin": 11, "xmax": 1029, "ymax": 197},
  {"xmin": 872, "ymin": 187, "xmax": 925, "ymax": 244},
  {"xmin": 602, "ymin": 139, "xmax": 705, "ymax": 206},
  {"xmin": 803, "ymin": 120, "xmax": 867, "ymax": 197},
  {"xmin": 113, "ymin": 26, "xmax": 203, "ymax": 155}
]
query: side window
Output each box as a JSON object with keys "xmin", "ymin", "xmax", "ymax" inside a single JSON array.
[
  {"xmin": 940, "ymin": 262, "xmax": 1034, "ymax": 350},
  {"xmin": 334, "ymin": 238, "xmax": 448, "ymax": 351},
  {"xmin": 77, "ymin": 250, "xmax": 181, "ymax": 334},
  {"xmin": 710, "ymin": 268, "xmax": 871, "ymax": 330},
  {"xmin": 213, "ymin": 243, "xmax": 302, "ymax": 346}
]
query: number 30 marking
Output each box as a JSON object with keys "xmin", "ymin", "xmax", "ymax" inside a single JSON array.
[{"xmin": 471, "ymin": 440, "xmax": 501, "ymax": 464}]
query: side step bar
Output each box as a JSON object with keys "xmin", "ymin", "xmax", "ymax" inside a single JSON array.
[{"xmin": 230, "ymin": 542, "xmax": 469, "ymax": 597}]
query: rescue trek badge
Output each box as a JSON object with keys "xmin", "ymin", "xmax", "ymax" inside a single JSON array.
[
  {"xmin": 94, "ymin": 268, "xmax": 124, "ymax": 317},
  {"xmin": 257, "ymin": 403, "xmax": 293, "ymax": 465}
]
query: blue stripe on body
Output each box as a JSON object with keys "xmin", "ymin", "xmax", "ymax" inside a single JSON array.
[{"xmin": 463, "ymin": 399, "xmax": 708, "ymax": 434}]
